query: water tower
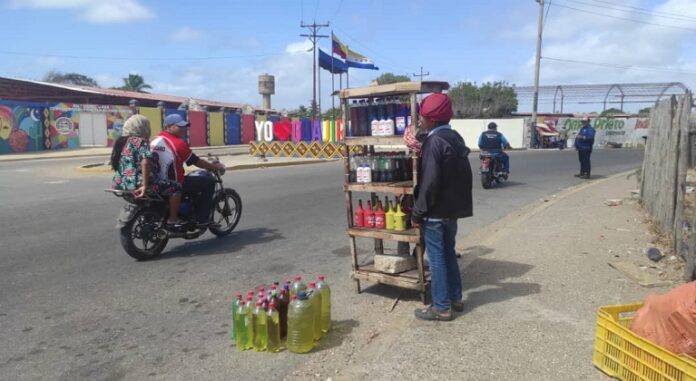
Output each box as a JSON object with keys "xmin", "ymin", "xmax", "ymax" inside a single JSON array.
[{"xmin": 258, "ymin": 74, "xmax": 275, "ymax": 109}]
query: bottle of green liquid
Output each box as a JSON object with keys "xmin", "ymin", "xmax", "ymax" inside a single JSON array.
[
  {"xmin": 317, "ymin": 275, "xmax": 331, "ymax": 333},
  {"xmin": 253, "ymin": 301, "xmax": 268, "ymax": 351},
  {"xmin": 308, "ymin": 282, "xmax": 323, "ymax": 341},
  {"xmin": 266, "ymin": 303, "xmax": 282, "ymax": 353},
  {"xmin": 231, "ymin": 292, "xmax": 243, "ymax": 342},
  {"xmin": 234, "ymin": 300, "xmax": 251, "ymax": 351},
  {"xmin": 287, "ymin": 293, "xmax": 315, "ymax": 353}
]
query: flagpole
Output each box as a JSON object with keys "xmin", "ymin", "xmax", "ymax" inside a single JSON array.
[
  {"xmin": 331, "ymin": 46, "xmax": 335, "ymax": 114},
  {"xmin": 318, "ymin": 58, "xmax": 322, "ymax": 118}
]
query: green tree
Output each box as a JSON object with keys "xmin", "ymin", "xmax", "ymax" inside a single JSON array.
[
  {"xmin": 323, "ymin": 107, "xmax": 343, "ymax": 119},
  {"xmin": 449, "ymin": 81, "xmax": 518, "ymax": 118},
  {"xmin": 374, "ymin": 73, "xmax": 411, "ymax": 85},
  {"xmin": 116, "ymin": 74, "xmax": 152, "ymax": 93},
  {"xmin": 600, "ymin": 108, "xmax": 623, "ymax": 117},
  {"xmin": 289, "ymin": 102, "xmax": 317, "ymax": 119},
  {"xmin": 43, "ymin": 71, "xmax": 99, "ymax": 87},
  {"xmin": 638, "ymin": 107, "xmax": 651, "ymax": 115}
]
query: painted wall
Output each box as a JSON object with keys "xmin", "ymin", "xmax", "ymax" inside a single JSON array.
[
  {"xmin": 541, "ymin": 116, "xmax": 649, "ymax": 147},
  {"xmin": 451, "ymin": 118, "xmax": 526, "ymax": 149},
  {"xmin": 49, "ymin": 104, "xmax": 80, "ymax": 150},
  {"xmin": 0, "ymin": 101, "xmax": 47, "ymax": 154}
]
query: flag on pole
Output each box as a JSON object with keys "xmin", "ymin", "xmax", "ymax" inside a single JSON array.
[
  {"xmin": 318, "ymin": 48, "xmax": 348, "ymax": 74},
  {"xmin": 331, "ymin": 32, "xmax": 347, "ymax": 59},
  {"xmin": 346, "ymin": 47, "xmax": 379, "ymax": 70}
]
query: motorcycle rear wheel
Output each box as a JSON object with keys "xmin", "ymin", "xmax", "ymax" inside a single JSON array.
[
  {"xmin": 209, "ymin": 189, "xmax": 242, "ymax": 237},
  {"xmin": 481, "ymin": 173, "xmax": 493, "ymax": 189},
  {"xmin": 120, "ymin": 208, "xmax": 169, "ymax": 260}
]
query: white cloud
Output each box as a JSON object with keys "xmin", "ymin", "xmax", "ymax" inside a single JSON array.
[
  {"xmin": 170, "ymin": 27, "xmax": 205, "ymax": 43},
  {"xmin": 8, "ymin": 0, "xmax": 153, "ymax": 24}
]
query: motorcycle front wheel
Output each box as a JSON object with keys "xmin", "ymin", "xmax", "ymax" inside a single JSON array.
[
  {"xmin": 209, "ymin": 189, "xmax": 242, "ymax": 237},
  {"xmin": 120, "ymin": 208, "xmax": 169, "ymax": 260}
]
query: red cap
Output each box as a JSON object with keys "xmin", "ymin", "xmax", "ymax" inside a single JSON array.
[
  {"xmin": 256, "ymin": 301, "xmax": 262, "ymax": 306},
  {"xmin": 246, "ymin": 296, "xmax": 253, "ymax": 301},
  {"xmin": 295, "ymin": 275, "xmax": 302, "ymax": 281},
  {"xmin": 271, "ymin": 285, "xmax": 277, "ymax": 290},
  {"xmin": 247, "ymin": 290, "xmax": 254, "ymax": 295},
  {"xmin": 235, "ymin": 293, "xmax": 243, "ymax": 298},
  {"xmin": 291, "ymin": 295, "xmax": 297, "ymax": 301},
  {"xmin": 285, "ymin": 279, "xmax": 291, "ymax": 284},
  {"xmin": 309, "ymin": 281, "xmax": 316, "ymax": 288},
  {"xmin": 239, "ymin": 300, "xmax": 245, "ymax": 306},
  {"xmin": 419, "ymin": 93, "xmax": 453, "ymax": 123},
  {"xmin": 258, "ymin": 287, "xmax": 265, "ymax": 292},
  {"xmin": 318, "ymin": 275, "xmax": 325, "ymax": 281},
  {"xmin": 269, "ymin": 303, "xmax": 276, "ymax": 309}
]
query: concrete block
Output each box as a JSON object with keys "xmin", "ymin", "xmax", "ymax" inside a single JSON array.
[{"xmin": 374, "ymin": 254, "xmax": 417, "ymax": 274}]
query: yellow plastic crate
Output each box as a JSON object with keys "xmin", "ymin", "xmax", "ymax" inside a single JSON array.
[{"xmin": 593, "ymin": 303, "xmax": 696, "ymax": 381}]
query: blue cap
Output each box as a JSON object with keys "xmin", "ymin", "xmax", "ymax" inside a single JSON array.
[
  {"xmin": 296, "ymin": 291, "xmax": 308, "ymax": 300},
  {"xmin": 164, "ymin": 114, "xmax": 189, "ymax": 128}
]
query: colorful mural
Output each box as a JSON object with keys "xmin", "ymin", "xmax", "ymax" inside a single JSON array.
[
  {"xmin": 106, "ymin": 107, "xmax": 134, "ymax": 146},
  {"xmin": 49, "ymin": 104, "xmax": 80, "ymax": 150},
  {"xmin": 0, "ymin": 101, "xmax": 47, "ymax": 154}
]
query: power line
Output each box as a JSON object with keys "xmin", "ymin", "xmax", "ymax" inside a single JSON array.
[
  {"xmin": 550, "ymin": 3, "xmax": 696, "ymax": 32},
  {"xmin": 329, "ymin": 0, "xmax": 344, "ymax": 22},
  {"xmin": 543, "ymin": 56, "xmax": 696, "ymax": 75},
  {"xmin": 543, "ymin": 0, "xmax": 553, "ymax": 30},
  {"xmin": 0, "ymin": 50, "xmax": 282, "ymax": 61},
  {"xmin": 331, "ymin": 25, "xmax": 417, "ymax": 73},
  {"xmin": 562, "ymin": 0, "xmax": 696, "ymax": 23},
  {"xmin": 583, "ymin": 0, "xmax": 696, "ymax": 22},
  {"xmin": 300, "ymin": 20, "xmax": 330, "ymax": 119},
  {"xmin": 412, "ymin": 67, "xmax": 429, "ymax": 80}
]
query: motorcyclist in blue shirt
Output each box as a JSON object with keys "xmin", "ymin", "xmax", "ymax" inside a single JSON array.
[
  {"xmin": 574, "ymin": 116, "xmax": 596, "ymax": 179},
  {"xmin": 478, "ymin": 122, "xmax": 511, "ymax": 174}
]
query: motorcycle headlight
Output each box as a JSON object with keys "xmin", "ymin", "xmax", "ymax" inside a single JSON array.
[{"xmin": 217, "ymin": 167, "xmax": 226, "ymax": 176}]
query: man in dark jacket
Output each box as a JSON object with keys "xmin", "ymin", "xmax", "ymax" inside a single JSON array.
[
  {"xmin": 412, "ymin": 93, "xmax": 473, "ymax": 321},
  {"xmin": 574, "ymin": 116, "xmax": 596, "ymax": 179}
]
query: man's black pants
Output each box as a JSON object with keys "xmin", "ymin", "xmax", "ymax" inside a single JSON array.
[
  {"xmin": 183, "ymin": 175, "xmax": 215, "ymax": 223},
  {"xmin": 578, "ymin": 149, "xmax": 592, "ymax": 175}
]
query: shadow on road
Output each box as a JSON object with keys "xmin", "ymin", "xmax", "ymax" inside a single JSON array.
[
  {"xmin": 153, "ymin": 227, "xmax": 285, "ymax": 260},
  {"xmin": 313, "ymin": 319, "xmax": 360, "ymax": 352}
]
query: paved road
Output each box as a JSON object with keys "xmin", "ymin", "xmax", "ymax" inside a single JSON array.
[{"xmin": 0, "ymin": 149, "xmax": 642, "ymax": 380}]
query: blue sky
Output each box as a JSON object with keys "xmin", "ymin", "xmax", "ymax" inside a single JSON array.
[{"xmin": 2, "ymin": 0, "xmax": 695, "ymax": 112}]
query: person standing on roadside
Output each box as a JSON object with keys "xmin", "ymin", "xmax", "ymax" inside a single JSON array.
[
  {"xmin": 411, "ymin": 93, "xmax": 473, "ymax": 321},
  {"xmin": 574, "ymin": 116, "xmax": 596, "ymax": 179}
]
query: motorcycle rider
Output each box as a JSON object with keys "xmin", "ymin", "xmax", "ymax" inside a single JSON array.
[
  {"xmin": 150, "ymin": 114, "xmax": 225, "ymax": 227},
  {"xmin": 477, "ymin": 122, "xmax": 511, "ymax": 174}
]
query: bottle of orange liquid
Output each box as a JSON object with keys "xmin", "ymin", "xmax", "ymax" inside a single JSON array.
[
  {"xmin": 354, "ymin": 200, "xmax": 365, "ymax": 227},
  {"xmin": 375, "ymin": 201, "xmax": 386, "ymax": 229},
  {"xmin": 364, "ymin": 200, "xmax": 375, "ymax": 228}
]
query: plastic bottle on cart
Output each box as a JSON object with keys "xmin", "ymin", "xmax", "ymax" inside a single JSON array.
[
  {"xmin": 253, "ymin": 301, "xmax": 268, "ymax": 351},
  {"xmin": 234, "ymin": 300, "xmax": 251, "ymax": 350},
  {"xmin": 375, "ymin": 201, "xmax": 386, "ymax": 229},
  {"xmin": 370, "ymin": 155, "xmax": 380, "ymax": 183},
  {"xmin": 231, "ymin": 292, "xmax": 243, "ymax": 341},
  {"xmin": 266, "ymin": 303, "xmax": 282, "ymax": 353},
  {"xmin": 290, "ymin": 275, "xmax": 307, "ymax": 297},
  {"xmin": 286, "ymin": 293, "xmax": 315, "ymax": 353},
  {"xmin": 307, "ymin": 281, "xmax": 323, "ymax": 340},
  {"xmin": 363, "ymin": 163, "xmax": 372, "ymax": 183},
  {"xmin": 383, "ymin": 99, "xmax": 395, "ymax": 136},
  {"xmin": 396, "ymin": 102, "xmax": 408, "ymax": 135},
  {"xmin": 385, "ymin": 200, "xmax": 395, "ymax": 230},
  {"xmin": 350, "ymin": 100, "xmax": 360, "ymax": 136},
  {"xmin": 364, "ymin": 200, "xmax": 375, "ymax": 228},
  {"xmin": 316, "ymin": 275, "xmax": 331, "ymax": 333},
  {"xmin": 370, "ymin": 99, "xmax": 380, "ymax": 136},
  {"xmin": 354, "ymin": 199, "xmax": 365, "ymax": 227},
  {"xmin": 393, "ymin": 153, "xmax": 404, "ymax": 182},
  {"xmin": 361, "ymin": 100, "xmax": 370, "ymax": 136},
  {"xmin": 394, "ymin": 202, "xmax": 406, "ymax": 231},
  {"xmin": 349, "ymin": 155, "xmax": 358, "ymax": 183},
  {"xmin": 383, "ymin": 155, "xmax": 394, "ymax": 182}
]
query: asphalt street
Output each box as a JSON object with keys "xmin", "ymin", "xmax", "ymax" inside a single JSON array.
[{"xmin": 0, "ymin": 148, "xmax": 643, "ymax": 380}]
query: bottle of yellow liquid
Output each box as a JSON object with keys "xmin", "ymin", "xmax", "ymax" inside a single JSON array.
[
  {"xmin": 316, "ymin": 275, "xmax": 331, "ymax": 333},
  {"xmin": 394, "ymin": 202, "xmax": 406, "ymax": 231},
  {"xmin": 385, "ymin": 200, "xmax": 395, "ymax": 230},
  {"xmin": 308, "ymin": 282, "xmax": 323, "ymax": 341},
  {"xmin": 286, "ymin": 292, "xmax": 315, "ymax": 353},
  {"xmin": 234, "ymin": 300, "xmax": 251, "ymax": 351},
  {"xmin": 253, "ymin": 301, "xmax": 268, "ymax": 351},
  {"xmin": 290, "ymin": 275, "xmax": 307, "ymax": 297},
  {"xmin": 266, "ymin": 303, "xmax": 282, "ymax": 353}
]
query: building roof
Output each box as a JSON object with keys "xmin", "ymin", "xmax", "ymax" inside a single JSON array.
[{"xmin": 0, "ymin": 76, "xmax": 275, "ymax": 113}]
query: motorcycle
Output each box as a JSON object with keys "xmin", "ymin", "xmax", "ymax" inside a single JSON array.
[
  {"xmin": 479, "ymin": 151, "xmax": 508, "ymax": 189},
  {"xmin": 106, "ymin": 155, "xmax": 242, "ymax": 260}
]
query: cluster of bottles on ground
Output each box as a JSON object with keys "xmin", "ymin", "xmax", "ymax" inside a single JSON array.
[
  {"xmin": 354, "ymin": 196, "xmax": 415, "ymax": 232},
  {"xmin": 348, "ymin": 97, "xmax": 417, "ymax": 137},
  {"xmin": 232, "ymin": 275, "xmax": 331, "ymax": 354},
  {"xmin": 349, "ymin": 149, "xmax": 413, "ymax": 184}
]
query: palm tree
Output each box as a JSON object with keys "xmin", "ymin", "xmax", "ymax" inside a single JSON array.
[{"xmin": 119, "ymin": 74, "xmax": 152, "ymax": 93}]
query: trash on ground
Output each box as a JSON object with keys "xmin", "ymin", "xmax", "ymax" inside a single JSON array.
[
  {"xmin": 647, "ymin": 247, "xmax": 662, "ymax": 262},
  {"xmin": 605, "ymin": 199, "xmax": 623, "ymax": 206}
]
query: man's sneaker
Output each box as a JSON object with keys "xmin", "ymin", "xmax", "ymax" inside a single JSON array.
[
  {"xmin": 451, "ymin": 301, "xmax": 465, "ymax": 312},
  {"xmin": 414, "ymin": 306, "xmax": 453, "ymax": 321}
]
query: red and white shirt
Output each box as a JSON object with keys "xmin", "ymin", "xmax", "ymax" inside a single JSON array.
[{"xmin": 150, "ymin": 131, "xmax": 193, "ymax": 185}]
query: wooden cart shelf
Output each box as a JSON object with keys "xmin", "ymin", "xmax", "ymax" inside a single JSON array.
[
  {"xmin": 352, "ymin": 265, "xmax": 431, "ymax": 291},
  {"xmin": 343, "ymin": 136, "xmax": 407, "ymax": 146},
  {"xmin": 348, "ymin": 227, "xmax": 420, "ymax": 243},
  {"xmin": 337, "ymin": 81, "xmax": 449, "ymax": 99},
  {"xmin": 345, "ymin": 181, "xmax": 414, "ymax": 195}
]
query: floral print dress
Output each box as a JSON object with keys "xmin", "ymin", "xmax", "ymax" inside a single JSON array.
[{"xmin": 112, "ymin": 136, "xmax": 181, "ymax": 196}]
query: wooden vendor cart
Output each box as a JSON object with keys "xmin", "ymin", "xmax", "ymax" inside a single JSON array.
[{"xmin": 338, "ymin": 81, "xmax": 450, "ymax": 303}]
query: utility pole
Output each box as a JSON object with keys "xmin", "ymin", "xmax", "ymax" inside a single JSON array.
[
  {"xmin": 412, "ymin": 67, "xmax": 430, "ymax": 81},
  {"xmin": 301, "ymin": 20, "xmax": 329, "ymax": 120},
  {"xmin": 531, "ymin": 0, "xmax": 544, "ymax": 148}
]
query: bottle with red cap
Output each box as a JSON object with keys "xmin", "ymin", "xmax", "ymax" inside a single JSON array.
[
  {"xmin": 277, "ymin": 285, "xmax": 290, "ymax": 338},
  {"xmin": 234, "ymin": 300, "xmax": 252, "ymax": 351},
  {"xmin": 267, "ymin": 303, "xmax": 281, "ymax": 352},
  {"xmin": 375, "ymin": 201, "xmax": 386, "ymax": 229},
  {"xmin": 286, "ymin": 292, "xmax": 315, "ymax": 353},
  {"xmin": 316, "ymin": 275, "xmax": 331, "ymax": 333},
  {"xmin": 353, "ymin": 200, "xmax": 365, "ymax": 227},
  {"xmin": 290, "ymin": 275, "xmax": 307, "ymax": 297},
  {"xmin": 364, "ymin": 200, "xmax": 375, "ymax": 228},
  {"xmin": 253, "ymin": 301, "xmax": 268, "ymax": 351},
  {"xmin": 307, "ymin": 281, "xmax": 323, "ymax": 340},
  {"xmin": 231, "ymin": 292, "xmax": 243, "ymax": 342}
]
